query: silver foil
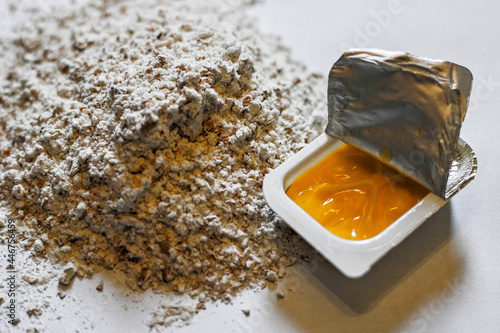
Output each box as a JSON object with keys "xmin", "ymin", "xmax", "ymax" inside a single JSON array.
[
  {"xmin": 326, "ymin": 49, "xmax": 474, "ymax": 199},
  {"xmin": 445, "ymin": 138, "xmax": 477, "ymax": 199}
]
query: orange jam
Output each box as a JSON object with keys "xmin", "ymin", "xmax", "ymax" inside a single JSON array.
[{"xmin": 285, "ymin": 144, "xmax": 429, "ymax": 240}]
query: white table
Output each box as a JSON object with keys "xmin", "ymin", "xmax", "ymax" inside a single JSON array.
[{"xmin": 1, "ymin": 1, "xmax": 498, "ymax": 332}]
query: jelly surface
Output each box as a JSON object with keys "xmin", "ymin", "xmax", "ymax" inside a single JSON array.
[{"xmin": 285, "ymin": 144, "xmax": 429, "ymax": 240}]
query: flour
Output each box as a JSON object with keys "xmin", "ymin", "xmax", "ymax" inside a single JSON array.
[{"xmin": 0, "ymin": 0, "xmax": 327, "ymax": 328}]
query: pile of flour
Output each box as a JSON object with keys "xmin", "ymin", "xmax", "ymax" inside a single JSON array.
[{"xmin": 0, "ymin": 0, "xmax": 326, "ymax": 315}]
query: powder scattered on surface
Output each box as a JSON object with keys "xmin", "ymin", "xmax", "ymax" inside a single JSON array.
[{"xmin": 0, "ymin": 0, "xmax": 327, "ymax": 328}]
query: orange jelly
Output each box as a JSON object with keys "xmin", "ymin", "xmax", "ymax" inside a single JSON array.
[{"xmin": 286, "ymin": 144, "xmax": 429, "ymax": 240}]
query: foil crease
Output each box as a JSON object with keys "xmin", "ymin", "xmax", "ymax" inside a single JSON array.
[{"xmin": 326, "ymin": 49, "xmax": 474, "ymax": 199}]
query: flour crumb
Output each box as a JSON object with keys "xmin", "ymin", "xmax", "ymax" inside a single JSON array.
[
  {"xmin": 58, "ymin": 263, "xmax": 78, "ymax": 287},
  {"xmin": 96, "ymin": 281, "xmax": 104, "ymax": 292}
]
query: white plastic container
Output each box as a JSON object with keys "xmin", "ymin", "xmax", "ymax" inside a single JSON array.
[{"xmin": 263, "ymin": 133, "xmax": 452, "ymax": 278}]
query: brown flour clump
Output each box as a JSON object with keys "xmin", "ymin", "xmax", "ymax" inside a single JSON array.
[{"xmin": 0, "ymin": 0, "xmax": 326, "ymax": 302}]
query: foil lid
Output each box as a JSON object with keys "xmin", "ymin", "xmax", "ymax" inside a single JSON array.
[{"xmin": 326, "ymin": 49, "xmax": 474, "ymax": 199}]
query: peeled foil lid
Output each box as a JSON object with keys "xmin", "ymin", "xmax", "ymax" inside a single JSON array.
[{"xmin": 326, "ymin": 49, "xmax": 476, "ymax": 199}]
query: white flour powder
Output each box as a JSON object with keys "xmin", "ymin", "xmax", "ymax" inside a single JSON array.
[{"xmin": 0, "ymin": 0, "xmax": 327, "ymax": 328}]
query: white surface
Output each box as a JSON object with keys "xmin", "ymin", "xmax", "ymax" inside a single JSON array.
[{"xmin": 1, "ymin": 0, "xmax": 500, "ymax": 332}]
